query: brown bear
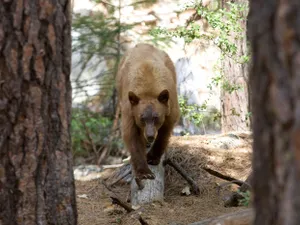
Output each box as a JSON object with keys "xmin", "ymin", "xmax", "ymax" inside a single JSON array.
[{"xmin": 116, "ymin": 43, "xmax": 180, "ymax": 180}]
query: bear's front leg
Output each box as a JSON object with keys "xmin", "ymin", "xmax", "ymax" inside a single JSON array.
[
  {"xmin": 123, "ymin": 124, "xmax": 155, "ymax": 180},
  {"xmin": 147, "ymin": 124, "xmax": 173, "ymax": 165}
]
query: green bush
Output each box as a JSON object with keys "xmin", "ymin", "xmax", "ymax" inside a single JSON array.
[
  {"xmin": 178, "ymin": 96, "xmax": 221, "ymax": 133},
  {"xmin": 71, "ymin": 107, "xmax": 113, "ymax": 158},
  {"xmin": 238, "ymin": 190, "xmax": 251, "ymax": 207}
]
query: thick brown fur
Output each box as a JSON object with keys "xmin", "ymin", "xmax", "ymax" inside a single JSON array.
[{"xmin": 116, "ymin": 43, "xmax": 180, "ymax": 180}]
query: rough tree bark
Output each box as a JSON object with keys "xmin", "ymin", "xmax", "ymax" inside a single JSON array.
[
  {"xmin": 248, "ymin": 0, "xmax": 300, "ymax": 224},
  {"xmin": 0, "ymin": 1, "xmax": 77, "ymax": 225},
  {"xmin": 221, "ymin": 0, "xmax": 250, "ymax": 133}
]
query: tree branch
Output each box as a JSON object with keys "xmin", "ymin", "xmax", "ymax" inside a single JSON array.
[{"xmin": 164, "ymin": 158, "xmax": 200, "ymax": 195}]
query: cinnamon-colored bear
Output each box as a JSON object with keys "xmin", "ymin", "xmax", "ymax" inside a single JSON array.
[{"xmin": 116, "ymin": 43, "xmax": 180, "ymax": 180}]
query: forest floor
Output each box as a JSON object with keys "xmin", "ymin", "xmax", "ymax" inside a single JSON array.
[{"xmin": 75, "ymin": 132, "xmax": 252, "ymax": 225}]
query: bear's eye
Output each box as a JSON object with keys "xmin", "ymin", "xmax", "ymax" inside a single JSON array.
[
  {"xmin": 140, "ymin": 116, "xmax": 145, "ymax": 123},
  {"xmin": 153, "ymin": 116, "xmax": 159, "ymax": 123}
]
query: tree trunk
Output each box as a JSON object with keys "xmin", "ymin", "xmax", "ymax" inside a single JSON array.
[
  {"xmin": 0, "ymin": 1, "xmax": 77, "ymax": 225},
  {"xmin": 248, "ymin": 0, "xmax": 300, "ymax": 224},
  {"xmin": 221, "ymin": 0, "xmax": 250, "ymax": 133}
]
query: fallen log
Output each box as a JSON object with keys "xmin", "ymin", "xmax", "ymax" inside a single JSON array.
[{"xmin": 188, "ymin": 208, "xmax": 254, "ymax": 225}]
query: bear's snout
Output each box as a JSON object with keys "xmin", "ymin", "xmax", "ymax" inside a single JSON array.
[
  {"xmin": 145, "ymin": 125, "xmax": 156, "ymax": 143},
  {"xmin": 147, "ymin": 135, "xmax": 155, "ymax": 143}
]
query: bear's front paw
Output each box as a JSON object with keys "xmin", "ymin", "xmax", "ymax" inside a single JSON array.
[{"xmin": 135, "ymin": 167, "xmax": 156, "ymax": 180}]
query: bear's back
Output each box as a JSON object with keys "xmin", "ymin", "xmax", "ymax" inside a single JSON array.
[{"xmin": 117, "ymin": 43, "xmax": 177, "ymax": 101}]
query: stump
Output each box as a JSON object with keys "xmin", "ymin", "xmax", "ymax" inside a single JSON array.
[{"xmin": 131, "ymin": 156, "xmax": 165, "ymax": 208}]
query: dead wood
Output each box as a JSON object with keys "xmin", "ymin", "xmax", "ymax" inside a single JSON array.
[
  {"xmin": 131, "ymin": 156, "xmax": 165, "ymax": 207},
  {"xmin": 107, "ymin": 163, "xmax": 132, "ymax": 186},
  {"xmin": 202, "ymin": 167, "xmax": 246, "ymax": 186},
  {"xmin": 109, "ymin": 167, "xmax": 132, "ymax": 187},
  {"xmin": 102, "ymin": 163, "xmax": 125, "ymax": 170},
  {"xmin": 110, "ymin": 196, "xmax": 134, "ymax": 213},
  {"xmin": 188, "ymin": 208, "xmax": 254, "ymax": 225},
  {"xmin": 223, "ymin": 172, "xmax": 252, "ymax": 207},
  {"xmin": 164, "ymin": 158, "xmax": 200, "ymax": 195},
  {"xmin": 102, "ymin": 180, "xmax": 149, "ymax": 225}
]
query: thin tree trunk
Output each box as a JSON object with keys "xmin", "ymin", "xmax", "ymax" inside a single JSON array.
[
  {"xmin": 0, "ymin": 1, "xmax": 77, "ymax": 224},
  {"xmin": 248, "ymin": 0, "xmax": 300, "ymax": 224},
  {"xmin": 221, "ymin": 0, "xmax": 250, "ymax": 133}
]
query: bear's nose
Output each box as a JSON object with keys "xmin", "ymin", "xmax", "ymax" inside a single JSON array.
[{"xmin": 147, "ymin": 136, "xmax": 155, "ymax": 143}]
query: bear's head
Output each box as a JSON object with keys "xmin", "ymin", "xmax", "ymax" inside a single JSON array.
[{"xmin": 128, "ymin": 89, "xmax": 170, "ymax": 144}]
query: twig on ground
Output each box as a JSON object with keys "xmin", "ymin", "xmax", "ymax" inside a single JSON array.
[
  {"xmin": 164, "ymin": 158, "xmax": 200, "ymax": 195},
  {"xmin": 110, "ymin": 196, "xmax": 134, "ymax": 213},
  {"xmin": 101, "ymin": 180, "xmax": 149, "ymax": 225},
  {"xmin": 102, "ymin": 163, "xmax": 125, "ymax": 170},
  {"xmin": 202, "ymin": 167, "xmax": 246, "ymax": 186}
]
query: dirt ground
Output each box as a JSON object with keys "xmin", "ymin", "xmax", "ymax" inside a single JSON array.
[{"xmin": 75, "ymin": 133, "xmax": 252, "ymax": 225}]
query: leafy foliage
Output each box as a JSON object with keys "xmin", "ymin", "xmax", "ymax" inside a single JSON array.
[
  {"xmin": 72, "ymin": 13, "xmax": 131, "ymax": 59},
  {"xmin": 71, "ymin": 108, "xmax": 113, "ymax": 158},
  {"xmin": 151, "ymin": 1, "xmax": 249, "ymax": 61},
  {"xmin": 151, "ymin": 0, "xmax": 250, "ymax": 127},
  {"xmin": 238, "ymin": 190, "xmax": 251, "ymax": 206},
  {"xmin": 178, "ymin": 96, "xmax": 221, "ymax": 134}
]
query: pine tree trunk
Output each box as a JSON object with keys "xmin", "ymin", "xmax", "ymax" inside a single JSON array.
[
  {"xmin": 248, "ymin": 0, "xmax": 300, "ymax": 224},
  {"xmin": 0, "ymin": 1, "xmax": 77, "ymax": 224},
  {"xmin": 221, "ymin": 0, "xmax": 250, "ymax": 133}
]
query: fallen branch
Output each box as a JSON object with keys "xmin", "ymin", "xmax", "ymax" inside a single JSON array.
[
  {"xmin": 102, "ymin": 163, "xmax": 125, "ymax": 170},
  {"xmin": 110, "ymin": 196, "xmax": 134, "ymax": 213},
  {"xmin": 109, "ymin": 168, "xmax": 132, "ymax": 187},
  {"xmin": 108, "ymin": 163, "xmax": 132, "ymax": 187},
  {"xmin": 102, "ymin": 181, "xmax": 149, "ymax": 225},
  {"xmin": 188, "ymin": 208, "xmax": 253, "ymax": 225},
  {"xmin": 164, "ymin": 158, "xmax": 200, "ymax": 195},
  {"xmin": 202, "ymin": 167, "xmax": 246, "ymax": 186},
  {"xmin": 223, "ymin": 172, "xmax": 253, "ymax": 207}
]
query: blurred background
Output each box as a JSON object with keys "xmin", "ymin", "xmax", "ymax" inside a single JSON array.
[{"xmin": 70, "ymin": 0, "xmax": 250, "ymax": 166}]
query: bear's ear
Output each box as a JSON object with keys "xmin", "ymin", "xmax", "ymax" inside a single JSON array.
[
  {"xmin": 128, "ymin": 91, "xmax": 140, "ymax": 106},
  {"xmin": 158, "ymin": 89, "xmax": 169, "ymax": 104}
]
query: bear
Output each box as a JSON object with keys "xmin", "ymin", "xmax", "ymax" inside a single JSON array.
[{"xmin": 116, "ymin": 43, "xmax": 180, "ymax": 180}]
